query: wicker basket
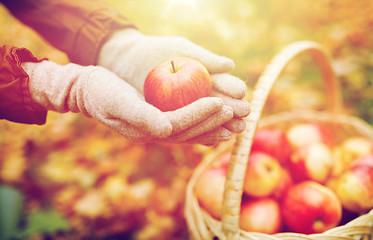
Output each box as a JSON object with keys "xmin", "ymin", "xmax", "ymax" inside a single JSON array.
[{"xmin": 185, "ymin": 41, "xmax": 373, "ymax": 240}]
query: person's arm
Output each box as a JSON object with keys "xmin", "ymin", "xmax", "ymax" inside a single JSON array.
[
  {"xmin": 0, "ymin": 0, "xmax": 249, "ymax": 143},
  {"xmin": 0, "ymin": 44, "xmax": 233, "ymax": 144},
  {"xmin": 0, "ymin": 45, "xmax": 47, "ymax": 124},
  {"xmin": 0, "ymin": 0, "xmax": 135, "ymax": 65},
  {"xmin": 20, "ymin": 59, "xmax": 234, "ymax": 144}
]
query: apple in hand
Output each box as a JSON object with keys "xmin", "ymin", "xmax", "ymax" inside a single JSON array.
[
  {"xmin": 289, "ymin": 142, "xmax": 334, "ymax": 183},
  {"xmin": 195, "ymin": 165, "xmax": 226, "ymax": 220},
  {"xmin": 281, "ymin": 181, "xmax": 342, "ymax": 234},
  {"xmin": 286, "ymin": 123, "xmax": 333, "ymax": 149},
  {"xmin": 252, "ymin": 128, "xmax": 292, "ymax": 165},
  {"xmin": 240, "ymin": 198, "xmax": 282, "ymax": 234},
  {"xmin": 328, "ymin": 162, "xmax": 373, "ymax": 213},
  {"xmin": 243, "ymin": 152, "xmax": 282, "ymax": 197},
  {"xmin": 144, "ymin": 57, "xmax": 212, "ymax": 112}
]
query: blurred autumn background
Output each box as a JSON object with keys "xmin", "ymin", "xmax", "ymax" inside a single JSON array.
[{"xmin": 1, "ymin": 0, "xmax": 373, "ymax": 239}]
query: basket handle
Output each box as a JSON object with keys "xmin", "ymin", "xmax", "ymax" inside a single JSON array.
[{"xmin": 221, "ymin": 41, "xmax": 343, "ymax": 239}]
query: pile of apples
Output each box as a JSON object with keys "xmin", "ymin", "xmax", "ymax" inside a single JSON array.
[{"xmin": 195, "ymin": 122, "xmax": 373, "ymax": 234}]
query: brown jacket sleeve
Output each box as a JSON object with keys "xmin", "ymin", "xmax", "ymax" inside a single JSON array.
[
  {"xmin": 0, "ymin": 45, "xmax": 47, "ymax": 124},
  {"xmin": 0, "ymin": 0, "xmax": 135, "ymax": 125},
  {"xmin": 1, "ymin": 0, "xmax": 135, "ymax": 65}
]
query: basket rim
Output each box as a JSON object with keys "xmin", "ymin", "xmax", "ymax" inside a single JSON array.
[{"xmin": 258, "ymin": 109, "xmax": 373, "ymax": 139}]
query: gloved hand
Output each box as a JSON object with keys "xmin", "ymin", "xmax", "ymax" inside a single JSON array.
[
  {"xmin": 22, "ymin": 60, "xmax": 235, "ymax": 144},
  {"xmin": 97, "ymin": 29, "xmax": 251, "ymax": 133}
]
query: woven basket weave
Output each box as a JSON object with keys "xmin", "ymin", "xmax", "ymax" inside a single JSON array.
[{"xmin": 185, "ymin": 41, "xmax": 373, "ymax": 240}]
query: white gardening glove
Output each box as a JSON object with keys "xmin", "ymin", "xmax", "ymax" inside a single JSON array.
[
  {"xmin": 98, "ymin": 29, "xmax": 250, "ymax": 133},
  {"xmin": 22, "ymin": 60, "xmax": 236, "ymax": 145}
]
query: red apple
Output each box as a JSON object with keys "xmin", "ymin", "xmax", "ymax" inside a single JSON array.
[
  {"xmin": 144, "ymin": 57, "xmax": 212, "ymax": 112},
  {"xmin": 195, "ymin": 166, "xmax": 226, "ymax": 220},
  {"xmin": 281, "ymin": 181, "xmax": 342, "ymax": 234},
  {"xmin": 195, "ymin": 152, "xmax": 233, "ymax": 219},
  {"xmin": 240, "ymin": 198, "xmax": 282, "ymax": 234},
  {"xmin": 211, "ymin": 152, "xmax": 231, "ymax": 170},
  {"xmin": 272, "ymin": 167, "xmax": 294, "ymax": 199},
  {"xmin": 286, "ymin": 123, "xmax": 333, "ymax": 149},
  {"xmin": 252, "ymin": 128, "xmax": 292, "ymax": 165},
  {"xmin": 328, "ymin": 164, "xmax": 373, "ymax": 213},
  {"xmin": 243, "ymin": 152, "xmax": 282, "ymax": 197},
  {"xmin": 289, "ymin": 142, "xmax": 334, "ymax": 183}
]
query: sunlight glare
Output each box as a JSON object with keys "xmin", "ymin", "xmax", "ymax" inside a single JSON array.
[
  {"xmin": 162, "ymin": 0, "xmax": 199, "ymax": 19},
  {"xmin": 169, "ymin": 0, "xmax": 197, "ymax": 8}
]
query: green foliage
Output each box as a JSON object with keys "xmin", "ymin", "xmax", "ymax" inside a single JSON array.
[
  {"xmin": 358, "ymin": 99, "xmax": 373, "ymax": 125},
  {"xmin": 14, "ymin": 209, "xmax": 70, "ymax": 239},
  {"xmin": 0, "ymin": 186, "xmax": 23, "ymax": 240}
]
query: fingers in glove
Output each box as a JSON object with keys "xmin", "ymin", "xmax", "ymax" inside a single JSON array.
[
  {"xmin": 172, "ymin": 37, "xmax": 235, "ymax": 74},
  {"xmin": 211, "ymin": 91, "xmax": 251, "ymax": 118},
  {"xmin": 102, "ymin": 97, "xmax": 232, "ymax": 143},
  {"xmin": 164, "ymin": 97, "xmax": 224, "ymax": 134},
  {"xmin": 223, "ymin": 118, "xmax": 246, "ymax": 133},
  {"xmin": 166, "ymin": 105, "xmax": 233, "ymax": 142},
  {"xmin": 116, "ymin": 99, "xmax": 173, "ymax": 139},
  {"xmin": 123, "ymin": 106, "xmax": 234, "ymax": 144},
  {"xmin": 210, "ymin": 73, "xmax": 247, "ymax": 99},
  {"xmin": 184, "ymin": 127, "xmax": 232, "ymax": 145},
  {"xmin": 120, "ymin": 109, "xmax": 241, "ymax": 144},
  {"xmin": 98, "ymin": 118, "xmax": 152, "ymax": 142}
]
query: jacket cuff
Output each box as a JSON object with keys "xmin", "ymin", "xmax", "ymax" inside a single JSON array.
[
  {"xmin": 70, "ymin": 9, "xmax": 135, "ymax": 66},
  {"xmin": 0, "ymin": 46, "xmax": 47, "ymax": 125}
]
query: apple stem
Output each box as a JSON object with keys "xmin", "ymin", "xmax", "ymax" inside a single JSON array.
[{"xmin": 171, "ymin": 60, "xmax": 176, "ymax": 73}]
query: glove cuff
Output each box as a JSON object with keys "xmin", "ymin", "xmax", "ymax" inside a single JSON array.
[{"xmin": 97, "ymin": 28, "xmax": 143, "ymax": 68}]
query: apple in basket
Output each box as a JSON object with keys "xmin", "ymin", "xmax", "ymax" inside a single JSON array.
[
  {"xmin": 281, "ymin": 181, "xmax": 342, "ymax": 234},
  {"xmin": 332, "ymin": 137, "xmax": 373, "ymax": 176},
  {"xmin": 143, "ymin": 57, "xmax": 212, "ymax": 112},
  {"xmin": 351, "ymin": 154, "xmax": 373, "ymax": 169},
  {"xmin": 210, "ymin": 152, "xmax": 231, "ymax": 170},
  {"xmin": 341, "ymin": 137, "xmax": 373, "ymax": 159},
  {"xmin": 286, "ymin": 123, "xmax": 333, "ymax": 149},
  {"xmin": 289, "ymin": 142, "xmax": 334, "ymax": 183},
  {"xmin": 327, "ymin": 155, "xmax": 373, "ymax": 213},
  {"xmin": 243, "ymin": 152, "xmax": 282, "ymax": 197},
  {"xmin": 195, "ymin": 155, "xmax": 230, "ymax": 220},
  {"xmin": 252, "ymin": 128, "xmax": 292, "ymax": 165},
  {"xmin": 272, "ymin": 167, "xmax": 294, "ymax": 199},
  {"xmin": 239, "ymin": 197, "xmax": 282, "ymax": 234}
]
